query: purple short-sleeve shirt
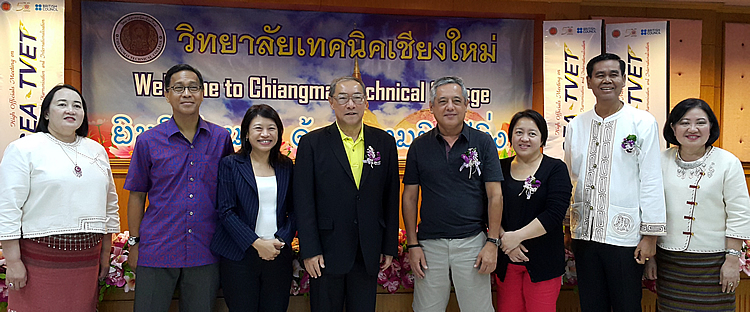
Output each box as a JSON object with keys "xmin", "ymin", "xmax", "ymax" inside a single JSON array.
[{"xmin": 124, "ymin": 118, "xmax": 234, "ymax": 268}]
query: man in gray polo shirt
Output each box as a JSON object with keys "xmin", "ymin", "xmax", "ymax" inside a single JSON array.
[{"xmin": 402, "ymin": 76, "xmax": 503, "ymax": 312}]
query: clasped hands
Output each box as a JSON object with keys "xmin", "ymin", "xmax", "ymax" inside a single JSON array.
[
  {"xmin": 253, "ymin": 238, "xmax": 285, "ymax": 261},
  {"xmin": 500, "ymin": 231, "xmax": 529, "ymax": 263}
]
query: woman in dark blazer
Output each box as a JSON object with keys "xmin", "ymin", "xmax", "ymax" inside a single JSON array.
[{"xmin": 210, "ymin": 104, "xmax": 296, "ymax": 312}]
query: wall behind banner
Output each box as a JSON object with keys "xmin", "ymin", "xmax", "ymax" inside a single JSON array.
[{"xmin": 61, "ymin": 0, "xmax": 750, "ymax": 231}]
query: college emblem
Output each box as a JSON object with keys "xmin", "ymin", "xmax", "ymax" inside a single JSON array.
[
  {"xmin": 112, "ymin": 12, "xmax": 166, "ymax": 64},
  {"xmin": 611, "ymin": 29, "xmax": 621, "ymax": 38},
  {"xmin": 1, "ymin": 2, "xmax": 11, "ymax": 12},
  {"xmin": 549, "ymin": 27, "xmax": 558, "ymax": 35}
]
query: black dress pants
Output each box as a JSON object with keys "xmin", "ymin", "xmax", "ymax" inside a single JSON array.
[
  {"xmin": 220, "ymin": 246, "xmax": 293, "ymax": 312},
  {"xmin": 309, "ymin": 245, "xmax": 378, "ymax": 312},
  {"xmin": 573, "ymin": 239, "xmax": 645, "ymax": 312}
]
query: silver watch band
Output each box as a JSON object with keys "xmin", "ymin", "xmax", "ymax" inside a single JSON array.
[{"xmin": 726, "ymin": 249, "xmax": 742, "ymax": 257}]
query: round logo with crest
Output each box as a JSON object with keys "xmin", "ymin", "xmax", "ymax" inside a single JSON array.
[{"xmin": 112, "ymin": 12, "xmax": 166, "ymax": 64}]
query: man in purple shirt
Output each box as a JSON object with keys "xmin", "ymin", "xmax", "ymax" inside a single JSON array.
[{"xmin": 124, "ymin": 64, "xmax": 234, "ymax": 312}]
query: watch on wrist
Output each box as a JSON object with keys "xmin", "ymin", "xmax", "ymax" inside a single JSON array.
[
  {"xmin": 486, "ymin": 237, "xmax": 501, "ymax": 247},
  {"xmin": 127, "ymin": 236, "xmax": 140, "ymax": 246},
  {"xmin": 406, "ymin": 244, "xmax": 423, "ymax": 250},
  {"xmin": 726, "ymin": 248, "xmax": 742, "ymax": 257}
]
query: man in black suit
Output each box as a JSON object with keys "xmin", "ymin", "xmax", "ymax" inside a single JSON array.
[{"xmin": 294, "ymin": 76, "xmax": 400, "ymax": 312}]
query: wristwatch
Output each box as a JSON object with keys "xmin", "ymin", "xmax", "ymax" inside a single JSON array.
[
  {"xmin": 127, "ymin": 236, "xmax": 140, "ymax": 246},
  {"xmin": 726, "ymin": 248, "xmax": 742, "ymax": 257},
  {"xmin": 486, "ymin": 237, "xmax": 501, "ymax": 247}
]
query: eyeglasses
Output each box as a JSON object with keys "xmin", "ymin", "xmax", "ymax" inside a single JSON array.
[
  {"xmin": 334, "ymin": 94, "xmax": 365, "ymax": 105},
  {"xmin": 168, "ymin": 85, "xmax": 203, "ymax": 94}
]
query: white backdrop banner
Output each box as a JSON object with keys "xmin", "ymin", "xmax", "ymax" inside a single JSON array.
[
  {"xmin": 542, "ymin": 20, "xmax": 603, "ymax": 159},
  {"xmin": 606, "ymin": 21, "xmax": 669, "ymax": 149},
  {"xmin": 0, "ymin": 0, "xmax": 65, "ymax": 154}
]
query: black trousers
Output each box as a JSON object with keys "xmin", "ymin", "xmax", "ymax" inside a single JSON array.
[
  {"xmin": 572, "ymin": 239, "xmax": 644, "ymax": 312},
  {"xmin": 219, "ymin": 246, "xmax": 293, "ymax": 312},
  {"xmin": 309, "ymin": 245, "xmax": 378, "ymax": 312}
]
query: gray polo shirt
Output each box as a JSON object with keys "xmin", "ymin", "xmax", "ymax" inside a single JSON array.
[{"xmin": 403, "ymin": 123, "xmax": 503, "ymax": 240}]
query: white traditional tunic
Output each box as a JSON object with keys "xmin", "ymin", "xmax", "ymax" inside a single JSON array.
[
  {"xmin": 565, "ymin": 104, "xmax": 666, "ymax": 247},
  {"xmin": 658, "ymin": 147, "xmax": 750, "ymax": 252},
  {"xmin": 0, "ymin": 133, "xmax": 120, "ymax": 239}
]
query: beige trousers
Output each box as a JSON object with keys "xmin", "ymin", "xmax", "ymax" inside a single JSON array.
[{"xmin": 412, "ymin": 232, "xmax": 494, "ymax": 312}]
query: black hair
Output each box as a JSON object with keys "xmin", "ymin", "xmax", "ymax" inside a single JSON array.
[
  {"xmin": 663, "ymin": 98, "xmax": 720, "ymax": 147},
  {"xmin": 508, "ymin": 109, "xmax": 548, "ymax": 147},
  {"xmin": 35, "ymin": 84, "xmax": 89, "ymax": 137},
  {"xmin": 164, "ymin": 64, "xmax": 204, "ymax": 93},
  {"xmin": 237, "ymin": 104, "xmax": 290, "ymax": 168},
  {"xmin": 586, "ymin": 53, "xmax": 626, "ymax": 78}
]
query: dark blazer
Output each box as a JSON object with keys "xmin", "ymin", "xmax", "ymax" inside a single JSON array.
[
  {"xmin": 294, "ymin": 123, "xmax": 400, "ymax": 276},
  {"xmin": 210, "ymin": 154, "xmax": 296, "ymax": 261}
]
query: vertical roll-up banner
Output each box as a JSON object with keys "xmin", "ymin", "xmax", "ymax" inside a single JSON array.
[
  {"xmin": 606, "ymin": 21, "xmax": 669, "ymax": 149},
  {"xmin": 0, "ymin": 0, "xmax": 65, "ymax": 154},
  {"xmin": 542, "ymin": 20, "xmax": 603, "ymax": 159}
]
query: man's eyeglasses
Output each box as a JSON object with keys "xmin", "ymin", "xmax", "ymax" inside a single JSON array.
[
  {"xmin": 334, "ymin": 94, "xmax": 365, "ymax": 105},
  {"xmin": 168, "ymin": 85, "xmax": 203, "ymax": 94}
]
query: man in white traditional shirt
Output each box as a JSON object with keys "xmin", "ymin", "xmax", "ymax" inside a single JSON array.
[{"xmin": 564, "ymin": 53, "xmax": 666, "ymax": 312}]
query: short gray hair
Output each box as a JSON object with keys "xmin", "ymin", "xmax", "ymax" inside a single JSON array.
[
  {"xmin": 430, "ymin": 76, "xmax": 468, "ymax": 103},
  {"xmin": 329, "ymin": 76, "xmax": 366, "ymax": 98}
]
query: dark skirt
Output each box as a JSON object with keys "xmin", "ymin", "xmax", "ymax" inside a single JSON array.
[
  {"xmin": 655, "ymin": 248, "xmax": 735, "ymax": 312},
  {"xmin": 8, "ymin": 238, "xmax": 102, "ymax": 312}
]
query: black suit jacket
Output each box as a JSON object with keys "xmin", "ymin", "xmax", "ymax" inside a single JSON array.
[
  {"xmin": 294, "ymin": 123, "xmax": 400, "ymax": 275},
  {"xmin": 210, "ymin": 154, "xmax": 296, "ymax": 261}
]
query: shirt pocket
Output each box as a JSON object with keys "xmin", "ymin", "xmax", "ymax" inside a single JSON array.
[
  {"xmin": 200, "ymin": 154, "xmax": 221, "ymax": 185},
  {"xmin": 152, "ymin": 148, "xmax": 181, "ymax": 176},
  {"xmin": 569, "ymin": 202, "xmax": 582, "ymax": 232}
]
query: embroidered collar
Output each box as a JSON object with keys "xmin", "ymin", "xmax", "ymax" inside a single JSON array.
[{"xmin": 675, "ymin": 146, "xmax": 713, "ymax": 170}]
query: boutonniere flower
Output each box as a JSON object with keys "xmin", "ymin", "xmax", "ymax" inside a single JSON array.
[
  {"xmin": 621, "ymin": 134, "xmax": 640, "ymax": 154},
  {"xmin": 519, "ymin": 176, "xmax": 541, "ymax": 199},
  {"xmin": 459, "ymin": 147, "xmax": 481, "ymax": 179},
  {"xmin": 363, "ymin": 146, "xmax": 381, "ymax": 168}
]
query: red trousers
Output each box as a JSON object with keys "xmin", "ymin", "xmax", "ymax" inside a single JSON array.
[{"xmin": 494, "ymin": 264, "xmax": 561, "ymax": 312}]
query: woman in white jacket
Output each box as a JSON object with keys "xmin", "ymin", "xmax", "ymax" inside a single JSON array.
[
  {"xmin": 645, "ymin": 98, "xmax": 750, "ymax": 311},
  {"xmin": 0, "ymin": 84, "xmax": 120, "ymax": 311}
]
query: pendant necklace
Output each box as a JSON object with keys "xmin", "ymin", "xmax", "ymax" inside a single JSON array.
[{"xmin": 49, "ymin": 134, "xmax": 82, "ymax": 178}]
